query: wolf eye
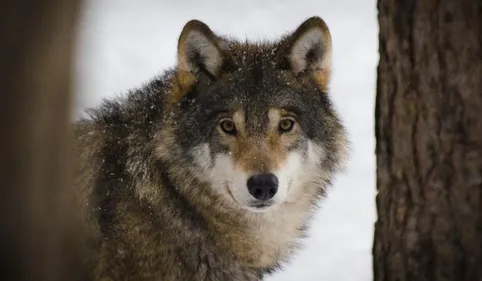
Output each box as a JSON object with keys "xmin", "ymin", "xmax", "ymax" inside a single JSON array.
[
  {"xmin": 278, "ymin": 118, "xmax": 295, "ymax": 133},
  {"xmin": 220, "ymin": 119, "xmax": 237, "ymax": 135}
]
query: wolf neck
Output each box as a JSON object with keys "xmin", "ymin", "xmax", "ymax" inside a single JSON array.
[{"xmin": 162, "ymin": 168, "xmax": 314, "ymax": 270}]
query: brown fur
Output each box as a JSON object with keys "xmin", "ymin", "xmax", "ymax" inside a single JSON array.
[
  {"xmin": 227, "ymin": 109, "xmax": 300, "ymax": 173},
  {"xmin": 74, "ymin": 16, "xmax": 347, "ymax": 281},
  {"xmin": 166, "ymin": 70, "xmax": 197, "ymax": 104}
]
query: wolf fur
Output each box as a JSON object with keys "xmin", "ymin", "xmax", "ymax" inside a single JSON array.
[{"xmin": 74, "ymin": 16, "xmax": 349, "ymax": 281}]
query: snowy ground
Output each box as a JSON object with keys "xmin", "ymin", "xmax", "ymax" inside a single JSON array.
[{"xmin": 74, "ymin": 1, "xmax": 379, "ymax": 280}]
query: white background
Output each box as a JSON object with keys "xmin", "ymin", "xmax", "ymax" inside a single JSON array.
[{"xmin": 74, "ymin": 1, "xmax": 379, "ymax": 280}]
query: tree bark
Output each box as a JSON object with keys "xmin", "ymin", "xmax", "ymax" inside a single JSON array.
[
  {"xmin": 0, "ymin": 1, "xmax": 85, "ymax": 281},
  {"xmin": 374, "ymin": 0, "xmax": 482, "ymax": 281}
]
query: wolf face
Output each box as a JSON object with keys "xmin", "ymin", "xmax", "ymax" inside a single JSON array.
[{"xmin": 157, "ymin": 17, "xmax": 347, "ymax": 213}]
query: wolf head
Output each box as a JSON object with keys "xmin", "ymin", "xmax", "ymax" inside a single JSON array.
[{"xmin": 157, "ymin": 17, "xmax": 348, "ymax": 213}]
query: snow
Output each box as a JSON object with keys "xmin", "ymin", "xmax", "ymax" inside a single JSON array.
[{"xmin": 74, "ymin": 1, "xmax": 379, "ymax": 280}]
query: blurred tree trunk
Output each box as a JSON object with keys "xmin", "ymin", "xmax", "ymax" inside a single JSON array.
[
  {"xmin": 0, "ymin": 1, "xmax": 86, "ymax": 281},
  {"xmin": 374, "ymin": 0, "xmax": 482, "ymax": 280}
]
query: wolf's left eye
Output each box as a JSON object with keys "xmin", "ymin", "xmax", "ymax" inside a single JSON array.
[{"xmin": 278, "ymin": 118, "xmax": 295, "ymax": 133}]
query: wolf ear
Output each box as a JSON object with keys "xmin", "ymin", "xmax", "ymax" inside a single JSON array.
[
  {"xmin": 177, "ymin": 20, "xmax": 227, "ymax": 78},
  {"xmin": 277, "ymin": 17, "xmax": 332, "ymax": 91}
]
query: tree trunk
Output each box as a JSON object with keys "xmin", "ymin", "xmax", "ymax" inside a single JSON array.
[
  {"xmin": 0, "ymin": 1, "xmax": 85, "ymax": 281},
  {"xmin": 374, "ymin": 0, "xmax": 482, "ymax": 280}
]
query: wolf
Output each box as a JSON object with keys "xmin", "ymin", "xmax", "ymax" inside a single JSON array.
[{"xmin": 74, "ymin": 16, "xmax": 348, "ymax": 281}]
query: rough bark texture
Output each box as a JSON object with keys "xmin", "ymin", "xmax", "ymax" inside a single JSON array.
[
  {"xmin": 374, "ymin": 0, "xmax": 482, "ymax": 280},
  {"xmin": 0, "ymin": 1, "xmax": 85, "ymax": 281}
]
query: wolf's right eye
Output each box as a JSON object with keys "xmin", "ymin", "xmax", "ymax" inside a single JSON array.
[{"xmin": 219, "ymin": 119, "xmax": 237, "ymax": 135}]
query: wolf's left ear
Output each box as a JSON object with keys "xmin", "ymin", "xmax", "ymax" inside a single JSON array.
[
  {"xmin": 177, "ymin": 20, "xmax": 228, "ymax": 78},
  {"xmin": 277, "ymin": 16, "xmax": 332, "ymax": 91}
]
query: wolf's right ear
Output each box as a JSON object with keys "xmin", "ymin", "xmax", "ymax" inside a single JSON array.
[{"xmin": 177, "ymin": 20, "xmax": 228, "ymax": 78}]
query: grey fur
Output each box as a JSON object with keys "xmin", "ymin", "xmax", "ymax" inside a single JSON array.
[{"xmin": 73, "ymin": 16, "xmax": 348, "ymax": 281}]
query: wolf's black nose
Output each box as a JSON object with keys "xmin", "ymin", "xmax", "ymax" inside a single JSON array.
[{"xmin": 247, "ymin": 173, "xmax": 279, "ymax": 200}]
